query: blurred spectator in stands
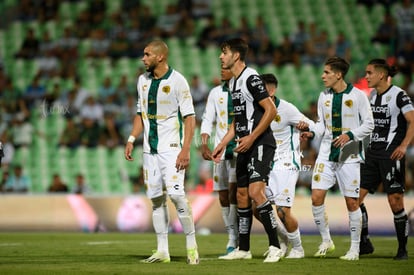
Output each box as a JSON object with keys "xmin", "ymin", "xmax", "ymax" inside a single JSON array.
[
  {"xmin": 0, "ymin": 66, "xmax": 7, "ymax": 92},
  {"xmin": 174, "ymin": 10, "xmax": 195, "ymax": 40},
  {"xmin": 196, "ymin": 15, "xmax": 219, "ymax": 49},
  {"xmin": 98, "ymin": 76, "xmax": 116, "ymax": 101},
  {"xmin": 0, "ymin": 132, "xmax": 15, "ymax": 170},
  {"xmin": 290, "ymin": 21, "xmax": 311, "ymax": 65},
  {"xmin": 23, "ymin": 75, "xmax": 46, "ymax": 110},
  {"xmin": 396, "ymin": 40, "xmax": 414, "ymax": 91},
  {"xmin": 48, "ymin": 173, "xmax": 69, "ymax": 193},
  {"xmin": 100, "ymin": 112, "xmax": 122, "ymax": 149},
  {"xmin": 17, "ymin": 0, "xmax": 37, "ymax": 22},
  {"xmin": 155, "ymin": 4, "xmax": 181, "ymax": 38},
  {"xmin": 306, "ymin": 29, "xmax": 333, "ymax": 67},
  {"xmin": 126, "ymin": 18, "xmax": 146, "ymax": 58},
  {"xmin": 121, "ymin": 0, "xmax": 141, "ymax": 13},
  {"xmin": 1, "ymin": 170, "xmax": 9, "ymax": 193},
  {"xmin": 79, "ymin": 95, "xmax": 104, "ymax": 123},
  {"xmin": 35, "ymin": 47, "xmax": 60, "ymax": 79},
  {"xmin": 136, "ymin": 5, "xmax": 157, "ymax": 35},
  {"xmin": 2, "ymin": 77, "xmax": 29, "ymax": 122},
  {"xmin": 250, "ymin": 15, "xmax": 271, "ymax": 55},
  {"xmin": 10, "ymin": 113, "xmax": 34, "ymax": 149},
  {"xmin": 37, "ymin": 0, "xmax": 59, "ymax": 23},
  {"xmin": 273, "ymin": 34, "xmax": 300, "ymax": 68},
  {"xmin": 59, "ymin": 78, "xmax": 88, "ymax": 118},
  {"xmin": 58, "ymin": 115, "xmax": 81, "ymax": 149},
  {"xmin": 43, "ymin": 82, "xmax": 63, "ymax": 112},
  {"xmin": 108, "ymin": 31, "xmax": 131, "ymax": 60},
  {"xmin": 55, "ymin": 26, "xmax": 79, "ymax": 61},
  {"xmin": 115, "ymin": 75, "xmax": 134, "ymax": 103},
  {"xmin": 371, "ymin": 11, "xmax": 398, "ymax": 54},
  {"xmin": 79, "ymin": 96, "xmax": 103, "ymax": 148},
  {"xmin": 38, "ymin": 30, "xmax": 56, "ymax": 57},
  {"xmin": 3, "ymin": 164, "xmax": 31, "ymax": 193},
  {"xmin": 73, "ymin": 10, "xmax": 93, "ymax": 39},
  {"xmin": 190, "ymin": 74, "xmax": 209, "ymax": 126},
  {"xmin": 253, "ymin": 35, "xmax": 275, "ymax": 67},
  {"xmin": 72, "ymin": 173, "xmax": 90, "ymax": 195},
  {"xmin": 190, "ymin": 0, "xmax": 212, "ymax": 19},
  {"xmin": 393, "ymin": 0, "xmax": 414, "ymax": 52},
  {"xmin": 14, "ymin": 28, "xmax": 40, "ymax": 59},
  {"xmin": 333, "ymin": 31, "xmax": 351, "ymax": 62},
  {"xmin": 107, "ymin": 12, "xmax": 127, "ymax": 40},
  {"xmin": 216, "ymin": 17, "xmax": 235, "ymax": 44},
  {"xmin": 118, "ymin": 93, "xmax": 138, "ymax": 141},
  {"xmin": 86, "ymin": 29, "xmax": 110, "ymax": 58},
  {"xmin": 87, "ymin": 0, "xmax": 107, "ymax": 27}
]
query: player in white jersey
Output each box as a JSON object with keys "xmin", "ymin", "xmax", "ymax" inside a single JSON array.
[
  {"xmin": 359, "ymin": 59, "xmax": 414, "ymax": 260},
  {"xmin": 260, "ymin": 73, "xmax": 315, "ymax": 259},
  {"xmin": 300, "ymin": 57, "xmax": 374, "ymax": 261},
  {"xmin": 124, "ymin": 40, "xmax": 199, "ymax": 265},
  {"xmin": 200, "ymin": 68, "xmax": 238, "ymax": 256},
  {"xmin": 213, "ymin": 38, "xmax": 283, "ymax": 263}
]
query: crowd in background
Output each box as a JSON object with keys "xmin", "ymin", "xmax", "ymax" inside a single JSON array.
[{"xmin": 0, "ymin": 0, "xmax": 413, "ymax": 194}]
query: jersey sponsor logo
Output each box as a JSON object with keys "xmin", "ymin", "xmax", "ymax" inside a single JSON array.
[
  {"xmin": 162, "ymin": 86, "xmax": 170, "ymax": 94},
  {"xmin": 159, "ymin": 100, "xmax": 171, "ymax": 104},
  {"xmin": 234, "ymin": 105, "xmax": 245, "ymax": 112},
  {"xmin": 371, "ymin": 133, "xmax": 386, "ymax": 142},
  {"xmin": 344, "ymin": 100, "xmax": 353, "ymax": 108},
  {"xmin": 170, "ymin": 143, "xmax": 179, "ymax": 147},
  {"xmin": 235, "ymin": 122, "xmax": 248, "ymax": 133},
  {"xmin": 371, "ymin": 105, "xmax": 390, "ymax": 114},
  {"xmin": 232, "ymin": 91, "xmax": 245, "ymax": 102},
  {"xmin": 374, "ymin": 118, "xmax": 390, "ymax": 125}
]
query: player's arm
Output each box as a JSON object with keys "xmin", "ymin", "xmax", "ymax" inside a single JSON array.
[
  {"xmin": 391, "ymin": 109, "xmax": 414, "ymax": 161},
  {"xmin": 212, "ymin": 120, "xmax": 235, "ymax": 163},
  {"xmin": 124, "ymin": 114, "xmax": 144, "ymax": 161},
  {"xmin": 200, "ymin": 90, "xmax": 216, "ymax": 161},
  {"xmin": 176, "ymin": 114, "xmax": 196, "ymax": 171}
]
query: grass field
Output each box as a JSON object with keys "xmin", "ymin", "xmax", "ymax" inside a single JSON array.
[{"xmin": 0, "ymin": 232, "xmax": 412, "ymax": 274}]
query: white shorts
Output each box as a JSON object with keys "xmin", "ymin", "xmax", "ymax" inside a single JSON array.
[
  {"xmin": 143, "ymin": 151, "xmax": 186, "ymax": 199},
  {"xmin": 311, "ymin": 160, "xmax": 360, "ymax": 198},
  {"xmin": 267, "ymin": 161, "xmax": 299, "ymax": 207},
  {"xmin": 213, "ymin": 159, "xmax": 236, "ymax": 191}
]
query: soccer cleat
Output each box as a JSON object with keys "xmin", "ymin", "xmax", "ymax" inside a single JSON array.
[
  {"xmin": 286, "ymin": 248, "xmax": 305, "ymax": 259},
  {"xmin": 140, "ymin": 250, "xmax": 170, "ymax": 263},
  {"xmin": 187, "ymin": 248, "xmax": 200, "ymax": 265},
  {"xmin": 340, "ymin": 250, "xmax": 359, "ymax": 261},
  {"xmin": 219, "ymin": 248, "xmax": 252, "ymax": 260},
  {"xmin": 359, "ymin": 238, "xmax": 374, "ymax": 255},
  {"xmin": 393, "ymin": 250, "xmax": 408, "ymax": 260},
  {"xmin": 279, "ymin": 236, "xmax": 289, "ymax": 257},
  {"xmin": 263, "ymin": 245, "xmax": 284, "ymax": 263},
  {"xmin": 313, "ymin": 240, "xmax": 335, "ymax": 257}
]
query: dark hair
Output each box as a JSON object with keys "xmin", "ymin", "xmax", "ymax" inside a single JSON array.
[
  {"xmin": 220, "ymin": 38, "xmax": 249, "ymax": 61},
  {"xmin": 368, "ymin": 58, "xmax": 398, "ymax": 77},
  {"xmin": 325, "ymin": 56, "xmax": 350, "ymax": 77},
  {"xmin": 260, "ymin": 73, "xmax": 278, "ymax": 87}
]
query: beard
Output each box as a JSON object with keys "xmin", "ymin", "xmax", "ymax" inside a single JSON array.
[{"xmin": 146, "ymin": 63, "xmax": 156, "ymax": 73}]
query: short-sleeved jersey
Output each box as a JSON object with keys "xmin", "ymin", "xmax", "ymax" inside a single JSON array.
[
  {"xmin": 200, "ymin": 82, "xmax": 236, "ymax": 160},
  {"xmin": 271, "ymin": 97, "xmax": 314, "ymax": 168},
  {"xmin": 229, "ymin": 66, "xmax": 274, "ymax": 146},
  {"xmin": 367, "ymin": 85, "xmax": 414, "ymax": 159},
  {"xmin": 310, "ymin": 84, "xmax": 374, "ymax": 163},
  {"xmin": 136, "ymin": 67, "xmax": 195, "ymax": 154}
]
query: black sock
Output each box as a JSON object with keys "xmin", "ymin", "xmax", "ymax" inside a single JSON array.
[
  {"xmin": 360, "ymin": 203, "xmax": 369, "ymax": 240},
  {"xmin": 393, "ymin": 209, "xmax": 408, "ymax": 252},
  {"xmin": 257, "ymin": 201, "xmax": 280, "ymax": 248},
  {"xmin": 238, "ymin": 207, "xmax": 252, "ymax": 251}
]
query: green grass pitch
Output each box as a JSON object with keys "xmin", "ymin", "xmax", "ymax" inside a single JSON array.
[{"xmin": 0, "ymin": 233, "xmax": 412, "ymax": 274}]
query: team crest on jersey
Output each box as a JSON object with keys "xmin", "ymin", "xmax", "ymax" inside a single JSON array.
[
  {"xmin": 162, "ymin": 86, "xmax": 171, "ymax": 94},
  {"xmin": 324, "ymin": 100, "xmax": 330, "ymax": 107},
  {"xmin": 219, "ymin": 97, "xmax": 224, "ymax": 104},
  {"xmin": 274, "ymin": 114, "xmax": 281, "ymax": 122},
  {"xmin": 143, "ymin": 84, "xmax": 148, "ymax": 91},
  {"xmin": 313, "ymin": 174, "xmax": 320, "ymax": 182},
  {"xmin": 344, "ymin": 100, "xmax": 353, "ymax": 108}
]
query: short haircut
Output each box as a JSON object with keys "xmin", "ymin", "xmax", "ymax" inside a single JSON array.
[
  {"xmin": 368, "ymin": 58, "xmax": 398, "ymax": 77},
  {"xmin": 325, "ymin": 56, "xmax": 350, "ymax": 77},
  {"xmin": 260, "ymin": 73, "xmax": 278, "ymax": 87},
  {"xmin": 220, "ymin": 38, "xmax": 249, "ymax": 61}
]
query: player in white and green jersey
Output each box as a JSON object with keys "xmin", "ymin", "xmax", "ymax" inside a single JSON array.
[
  {"xmin": 124, "ymin": 40, "xmax": 199, "ymax": 265},
  {"xmin": 301, "ymin": 57, "xmax": 374, "ymax": 261}
]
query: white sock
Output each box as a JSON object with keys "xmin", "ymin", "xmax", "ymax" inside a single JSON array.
[
  {"xmin": 228, "ymin": 204, "xmax": 238, "ymax": 248},
  {"xmin": 287, "ymin": 228, "xmax": 303, "ymax": 250},
  {"xmin": 171, "ymin": 195, "xmax": 197, "ymax": 249},
  {"xmin": 276, "ymin": 217, "xmax": 289, "ymax": 244},
  {"xmin": 153, "ymin": 205, "xmax": 169, "ymax": 254},
  {"xmin": 312, "ymin": 204, "xmax": 332, "ymax": 243},
  {"xmin": 349, "ymin": 208, "xmax": 362, "ymax": 252}
]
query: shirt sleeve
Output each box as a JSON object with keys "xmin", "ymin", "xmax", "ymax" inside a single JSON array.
[
  {"xmin": 246, "ymin": 75, "xmax": 269, "ymax": 103},
  {"xmin": 177, "ymin": 74, "xmax": 195, "ymax": 117},
  {"xmin": 200, "ymin": 88, "xmax": 216, "ymax": 135},
  {"xmin": 397, "ymin": 90, "xmax": 414, "ymax": 114},
  {"xmin": 309, "ymin": 92, "xmax": 326, "ymax": 139}
]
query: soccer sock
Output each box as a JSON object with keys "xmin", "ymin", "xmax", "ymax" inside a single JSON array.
[
  {"xmin": 349, "ymin": 208, "xmax": 362, "ymax": 252},
  {"xmin": 257, "ymin": 200, "xmax": 280, "ymax": 248},
  {"xmin": 152, "ymin": 204, "xmax": 169, "ymax": 254},
  {"xmin": 170, "ymin": 195, "xmax": 197, "ymax": 249},
  {"xmin": 221, "ymin": 206, "xmax": 230, "ymax": 236},
  {"xmin": 360, "ymin": 203, "xmax": 369, "ymax": 240},
  {"xmin": 312, "ymin": 204, "xmax": 332, "ymax": 243},
  {"xmin": 393, "ymin": 209, "xmax": 408, "ymax": 252},
  {"xmin": 276, "ymin": 217, "xmax": 289, "ymax": 243},
  {"xmin": 228, "ymin": 204, "xmax": 238, "ymax": 248},
  {"xmin": 238, "ymin": 207, "xmax": 252, "ymax": 251},
  {"xmin": 287, "ymin": 228, "xmax": 303, "ymax": 250}
]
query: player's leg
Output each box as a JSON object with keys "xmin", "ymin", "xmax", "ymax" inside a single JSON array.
[
  {"xmin": 141, "ymin": 153, "xmax": 170, "ymax": 263},
  {"xmin": 311, "ymin": 160, "xmax": 335, "ymax": 257}
]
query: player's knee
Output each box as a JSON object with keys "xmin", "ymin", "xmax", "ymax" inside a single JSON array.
[
  {"xmin": 170, "ymin": 194, "xmax": 190, "ymax": 214},
  {"xmin": 151, "ymin": 193, "xmax": 167, "ymax": 209}
]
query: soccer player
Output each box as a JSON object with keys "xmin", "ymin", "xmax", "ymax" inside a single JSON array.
[
  {"xmin": 300, "ymin": 56, "xmax": 374, "ymax": 261},
  {"xmin": 359, "ymin": 58, "xmax": 414, "ymax": 260},
  {"xmin": 212, "ymin": 38, "xmax": 283, "ymax": 262},
  {"xmin": 124, "ymin": 40, "xmax": 199, "ymax": 265},
  {"xmin": 260, "ymin": 73, "xmax": 315, "ymax": 259},
  {"xmin": 200, "ymin": 68, "xmax": 238, "ymax": 256}
]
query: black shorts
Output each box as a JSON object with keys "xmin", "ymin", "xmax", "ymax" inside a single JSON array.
[
  {"xmin": 236, "ymin": 143, "xmax": 275, "ymax": 188},
  {"xmin": 360, "ymin": 156, "xmax": 406, "ymax": 194}
]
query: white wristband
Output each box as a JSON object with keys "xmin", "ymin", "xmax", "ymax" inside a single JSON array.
[{"xmin": 127, "ymin": 135, "xmax": 136, "ymax": 143}]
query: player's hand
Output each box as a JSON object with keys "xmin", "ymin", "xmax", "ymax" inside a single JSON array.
[
  {"xmin": 212, "ymin": 144, "xmax": 225, "ymax": 163},
  {"xmin": 234, "ymin": 135, "xmax": 254, "ymax": 153},
  {"xmin": 176, "ymin": 148, "xmax": 190, "ymax": 172},
  {"xmin": 332, "ymin": 134, "xmax": 350, "ymax": 148},
  {"xmin": 296, "ymin": 121, "xmax": 309, "ymax": 131},
  {"xmin": 124, "ymin": 143, "xmax": 134, "ymax": 161},
  {"xmin": 390, "ymin": 145, "xmax": 407, "ymax": 161},
  {"xmin": 201, "ymin": 144, "xmax": 213, "ymax": 160},
  {"xmin": 300, "ymin": 131, "xmax": 313, "ymax": 142}
]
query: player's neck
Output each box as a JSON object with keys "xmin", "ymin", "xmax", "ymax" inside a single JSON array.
[
  {"xmin": 332, "ymin": 80, "xmax": 347, "ymax": 93},
  {"xmin": 231, "ymin": 62, "xmax": 246, "ymax": 79},
  {"xmin": 153, "ymin": 64, "xmax": 169, "ymax": 79},
  {"xmin": 375, "ymin": 81, "xmax": 391, "ymax": 95}
]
